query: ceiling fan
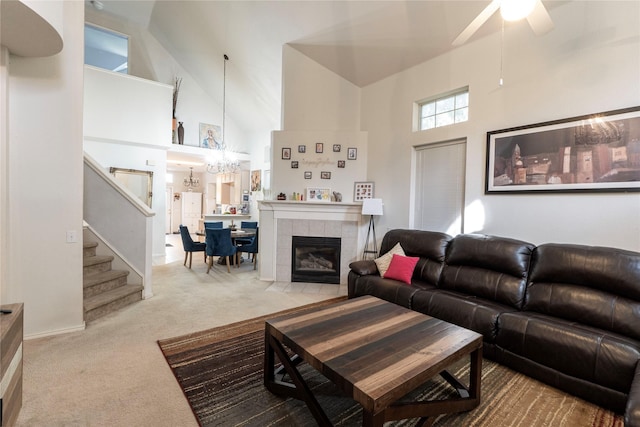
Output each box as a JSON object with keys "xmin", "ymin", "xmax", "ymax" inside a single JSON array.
[{"xmin": 452, "ymin": 0, "xmax": 554, "ymax": 46}]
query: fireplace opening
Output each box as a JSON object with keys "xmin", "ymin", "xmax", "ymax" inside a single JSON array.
[{"xmin": 291, "ymin": 236, "xmax": 341, "ymax": 284}]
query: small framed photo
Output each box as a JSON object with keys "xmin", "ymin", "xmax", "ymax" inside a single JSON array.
[
  {"xmin": 347, "ymin": 147, "xmax": 357, "ymax": 160},
  {"xmin": 337, "ymin": 160, "xmax": 345, "ymax": 168},
  {"xmin": 298, "ymin": 145, "xmax": 306, "ymax": 153},
  {"xmin": 291, "ymin": 161, "xmax": 299, "ymax": 168},
  {"xmin": 316, "ymin": 143, "xmax": 324, "ymax": 153},
  {"xmin": 282, "ymin": 147, "xmax": 291, "ymax": 160},
  {"xmin": 304, "ymin": 171, "xmax": 312, "ymax": 179},
  {"xmin": 306, "ymin": 187, "xmax": 331, "ymax": 202},
  {"xmin": 354, "ymin": 181, "xmax": 374, "ymax": 201},
  {"xmin": 333, "ymin": 144, "xmax": 341, "ymax": 152},
  {"xmin": 321, "ymin": 171, "xmax": 331, "ymax": 179}
]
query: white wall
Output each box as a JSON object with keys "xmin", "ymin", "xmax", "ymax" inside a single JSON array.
[
  {"xmin": 279, "ymin": 1, "xmax": 640, "ymax": 252},
  {"xmin": 359, "ymin": 1, "xmax": 640, "ymax": 251},
  {"xmin": 271, "ymin": 130, "xmax": 368, "ymax": 202},
  {"xmin": 282, "ymin": 45, "xmax": 361, "ymax": 131},
  {"xmin": 83, "ymin": 66, "xmax": 170, "ymax": 257},
  {"xmin": 6, "ymin": 1, "xmax": 85, "ymax": 336}
]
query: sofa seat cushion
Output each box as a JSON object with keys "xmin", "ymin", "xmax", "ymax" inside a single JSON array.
[
  {"xmin": 496, "ymin": 311, "xmax": 640, "ymax": 394},
  {"xmin": 411, "ymin": 289, "xmax": 516, "ymax": 342},
  {"xmin": 347, "ymin": 274, "xmax": 435, "ymax": 308}
]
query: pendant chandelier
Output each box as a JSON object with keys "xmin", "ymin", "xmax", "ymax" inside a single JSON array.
[
  {"xmin": 207, "ymin": 54, "xmax": 240, "ymax": 174},
  {"xmin": 184, "ymin": 167, "xmax": 200, "ymax": 187}
]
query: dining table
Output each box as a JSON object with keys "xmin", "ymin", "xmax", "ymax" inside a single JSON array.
[{"xmin": 196, "ymin": 228, "xmax": 257, "ymax": 266}]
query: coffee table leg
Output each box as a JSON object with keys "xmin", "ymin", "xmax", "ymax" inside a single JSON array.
[
  {"xmin": 264, "ymin": 325, "xmax": 333, "ymax": 426},
  {"xmin": 362, "ymin": 410, "xmax": 385, "ymax": 427}
]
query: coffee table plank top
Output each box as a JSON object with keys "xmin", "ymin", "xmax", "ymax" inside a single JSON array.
[{"xmin": 266, "ymin": 295, "xmax": 482, "ymax": 412}]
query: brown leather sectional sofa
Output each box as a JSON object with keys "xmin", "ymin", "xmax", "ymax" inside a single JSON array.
[{"xmin": 348, "ymin": 229, "xmax": 640, "ymax": 426}]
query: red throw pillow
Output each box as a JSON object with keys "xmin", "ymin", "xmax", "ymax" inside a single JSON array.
[{"xmin": 383, "ymin": 254, "xmax": 419, "ymax": 284}]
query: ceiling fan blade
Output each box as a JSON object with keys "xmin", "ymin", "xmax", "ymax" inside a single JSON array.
[
  {"xmin": 526, "ymin": 0, "xmax": 554, "ymax": 36},
  {"xmin": 452, "ymin": 0, "xmax": 501, "ymax": 46}
]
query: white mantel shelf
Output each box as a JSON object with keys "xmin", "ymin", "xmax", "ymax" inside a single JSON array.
[{"xmin": 258, "ymin": 200, "xmax": 362, "ymax": 222}]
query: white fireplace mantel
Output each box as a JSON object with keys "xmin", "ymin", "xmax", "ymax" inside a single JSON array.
[{"xmin": 258, "ymin": 200, "xmax": 367, "ymax": 283}]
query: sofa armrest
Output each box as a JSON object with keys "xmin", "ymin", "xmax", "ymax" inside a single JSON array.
[
  {"xmin": 349, "ymin": 260, "xmax": 378, "ymax": 276},
  {"xmin": 626, "ymin": 361, "xmax": 640, "ymax": 427}
]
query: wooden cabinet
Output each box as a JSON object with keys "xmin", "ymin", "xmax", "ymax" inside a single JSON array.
[
  {"xmin": 216, "ymin": 172, "xmax": 249, "ymax": 205},
  {"xmin": 0, "ymin": 303, "xmax": 23, "ymax": 427},
  {"xmin": 181, "ymin": 192, "xmax": 202, "ymax": 232}
]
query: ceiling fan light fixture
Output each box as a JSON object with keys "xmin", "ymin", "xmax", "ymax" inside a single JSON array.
[{"xmin": 500, "ymin": 0, "xmax": 536, "ymax": 22}]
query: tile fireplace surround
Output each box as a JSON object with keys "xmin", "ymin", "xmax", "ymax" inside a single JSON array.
[{"xmin": 258, "ymin": 200, "xmax": 366, "ymax": 284}]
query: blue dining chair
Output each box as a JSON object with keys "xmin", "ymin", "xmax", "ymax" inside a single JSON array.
[
  {"xmin": 179, "ymin": 225, "xmax": 206, "ymax": 269},
  {"xmin": 236, "ymin": 227, "xmax": 259, "ymax": 270},
  {"xmin": 204, "ymin": 221, "xmax": 223, "ymax": 229},
  {"xmin": 205, "ymin": 228, "xmax": 238, "ymax": 273},
  {"xmin": 236, "ymin": 221, "xmax": 258, "ymax": 245}
]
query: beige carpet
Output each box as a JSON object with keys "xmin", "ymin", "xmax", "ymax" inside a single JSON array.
[
  {"xmin": 16, "ymin": 240, "xmax": 343, "ymax": 426},
  {"xmin": 159, "ymin": 300, "xmax": 624, "ymax": 427}
]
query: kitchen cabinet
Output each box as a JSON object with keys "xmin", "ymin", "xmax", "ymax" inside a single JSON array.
[{"xmin": 181, "ymin": 191, "xmax": 202, "ymax": 232}]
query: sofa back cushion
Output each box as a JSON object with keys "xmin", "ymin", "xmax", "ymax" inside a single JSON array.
[
  {"xmin": 525, "ymin": 243, "xmax": 640, "ymax": 340},
  {"xmin": 440, "ymin": 234, "xmax": 535, "ymax": 309},
  {"xmin": 379, "ymin": 229, "xmax": 451, "ymax": 287}
]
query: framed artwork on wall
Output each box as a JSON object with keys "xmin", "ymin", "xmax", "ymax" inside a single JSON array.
[
  {"xmin": 486, "ymin": 106, "xmax": 640, "ymax": 193},
  {"xmin": 282, "ymin": 147, "xmax": 291, "ymax": 160},
  {"xmin": 354, "ymin": 181, "xmax": 374, "ymax": 201},
  {"xmin": 316, "ymin": 143, "xmax": 324, "ymax": 153},
  {"xmin": 337, "ymin": 160, "xmax": 345, "ymax": 168},
  {"xmin": 333, "ymin": 144, "xmax": 341, "ymax": 152},
  {"xmin": 321, "ymin": 171, "xmax": 331, "ymax": 179},
  {"xmin": 291, "ymin": 161, "xmax": 299, "ymax": 168},
  {"xmin": 250, "ymin": 169, "xmax": 261, "ymax": 192},
  {"xmin": 347, "ymin": 147, "xmax": 357, "ymax": 160},
  {"xmin": 304, "ymin": 171, "xmax": 312, "ymax": 179},
  {"xmin": 298, "ymin": 145, "xmax": 306, "ymax": 153},
  {"xmin": 199, "ymin": 123, "xmax": 221, "ymax": 149}
]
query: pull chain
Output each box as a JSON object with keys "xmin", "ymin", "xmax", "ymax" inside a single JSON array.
[{"xmin": 499, "ymin": 19, "xmax": 505, "ymax": 86}]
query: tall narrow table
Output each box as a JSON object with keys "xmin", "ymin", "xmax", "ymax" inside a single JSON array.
[{"xmin": 264, "ymin": 296, "xmax": 482, "ymax": 426}]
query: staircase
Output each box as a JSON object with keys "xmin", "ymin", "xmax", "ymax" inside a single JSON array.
[{"xmin": 83, "ymin": 241, "xmax": 144, "ymax": 322}]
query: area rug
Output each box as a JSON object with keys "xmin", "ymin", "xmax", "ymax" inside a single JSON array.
[{"xmin": 158, "ymin": 298, "xmax": 624, "ymax": 426}]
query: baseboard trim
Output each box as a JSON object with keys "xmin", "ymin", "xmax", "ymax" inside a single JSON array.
[{"xmin": 25, "ymin": 322, "xmax": 85, "ymax": 340}]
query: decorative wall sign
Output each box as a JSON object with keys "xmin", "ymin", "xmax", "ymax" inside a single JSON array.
[
  {"xmin": 282, "ymin": 147, "xmax": 291, "ymax": 160},
  {"xmin": 354, "ymin": 181, "xmax": 374, "ymax": 201},
  {"xmin": 347, "ymin": 147, "xmax": 357, "ymax": 160},
  {"xmin": 486, "ymin": 106, "xmax": 640, "ymax": 193}
]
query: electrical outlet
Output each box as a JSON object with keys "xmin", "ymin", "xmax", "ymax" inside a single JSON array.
[{"xmin": 66, "ymin": 230, "xmax": 78, "ymax": 243}]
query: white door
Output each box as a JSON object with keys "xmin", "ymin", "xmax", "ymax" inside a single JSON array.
[
  {"xmin": 165, "ymin": 186, "xmax": 173, "ymax": 234},
  {"xmin": 413, "ymin": 139, "xmax": 466, "ymax": 235}
]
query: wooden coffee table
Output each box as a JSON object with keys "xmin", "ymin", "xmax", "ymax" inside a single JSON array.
[{"xmin": 264, "ymin": 295, "xmax": 483, "ymax": 426}]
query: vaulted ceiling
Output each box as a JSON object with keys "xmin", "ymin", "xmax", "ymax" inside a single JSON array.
[{"xmin": 87, "ymin": 0, "xmax": 566, "ymax": 148}]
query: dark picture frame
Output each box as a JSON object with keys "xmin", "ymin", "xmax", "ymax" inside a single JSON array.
[
  {"xmin": 298, "ymin": 145, "xmax": 306, "ymax": 153},
  {"xmin": 333, "ymin": 144, "xmax": 341, "ymax": 152},
  {"xmin": 347, "ymin": 147, "xmax": 357, "ymax": 160},
  {"xmin": 486, "ymin": 106, "xmax": 640, "ymax": 194},
  {"xmin": 316, "ymin": 143, "xmax": 324, "ymax": 153},
  {"xmin": 282, "ymin": 147, "xmax": 291, "ymax": 160},
  {"xmin": 304, "ymin": 171, "xmax": 312, "ymax": 179},
  {"xmin": 337, "ymin": 160, "xmax": 345, "ymax": 168},
  {"xmin": 291, "ymin": 161, "xmax": 298, "ymax": 169},
  {"xmin": 320, "ymin": 171, "xmax": 331, "ymax": 179}
]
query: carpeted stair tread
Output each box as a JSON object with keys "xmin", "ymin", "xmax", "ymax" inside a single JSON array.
[
  {"xmin": 83, "ymin": 241, "xmax": 98, "ymax": 250},
  {"xmin": 84, "ymin": 284, "xmax": 143, "ymax": 312},
  {"xmin": 83, "ymin": 255, "xmax": 114, "ymax": 267},
  {"xmin": 83, "ymin": 269, "xmax": 129, "ymax": 288}
]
